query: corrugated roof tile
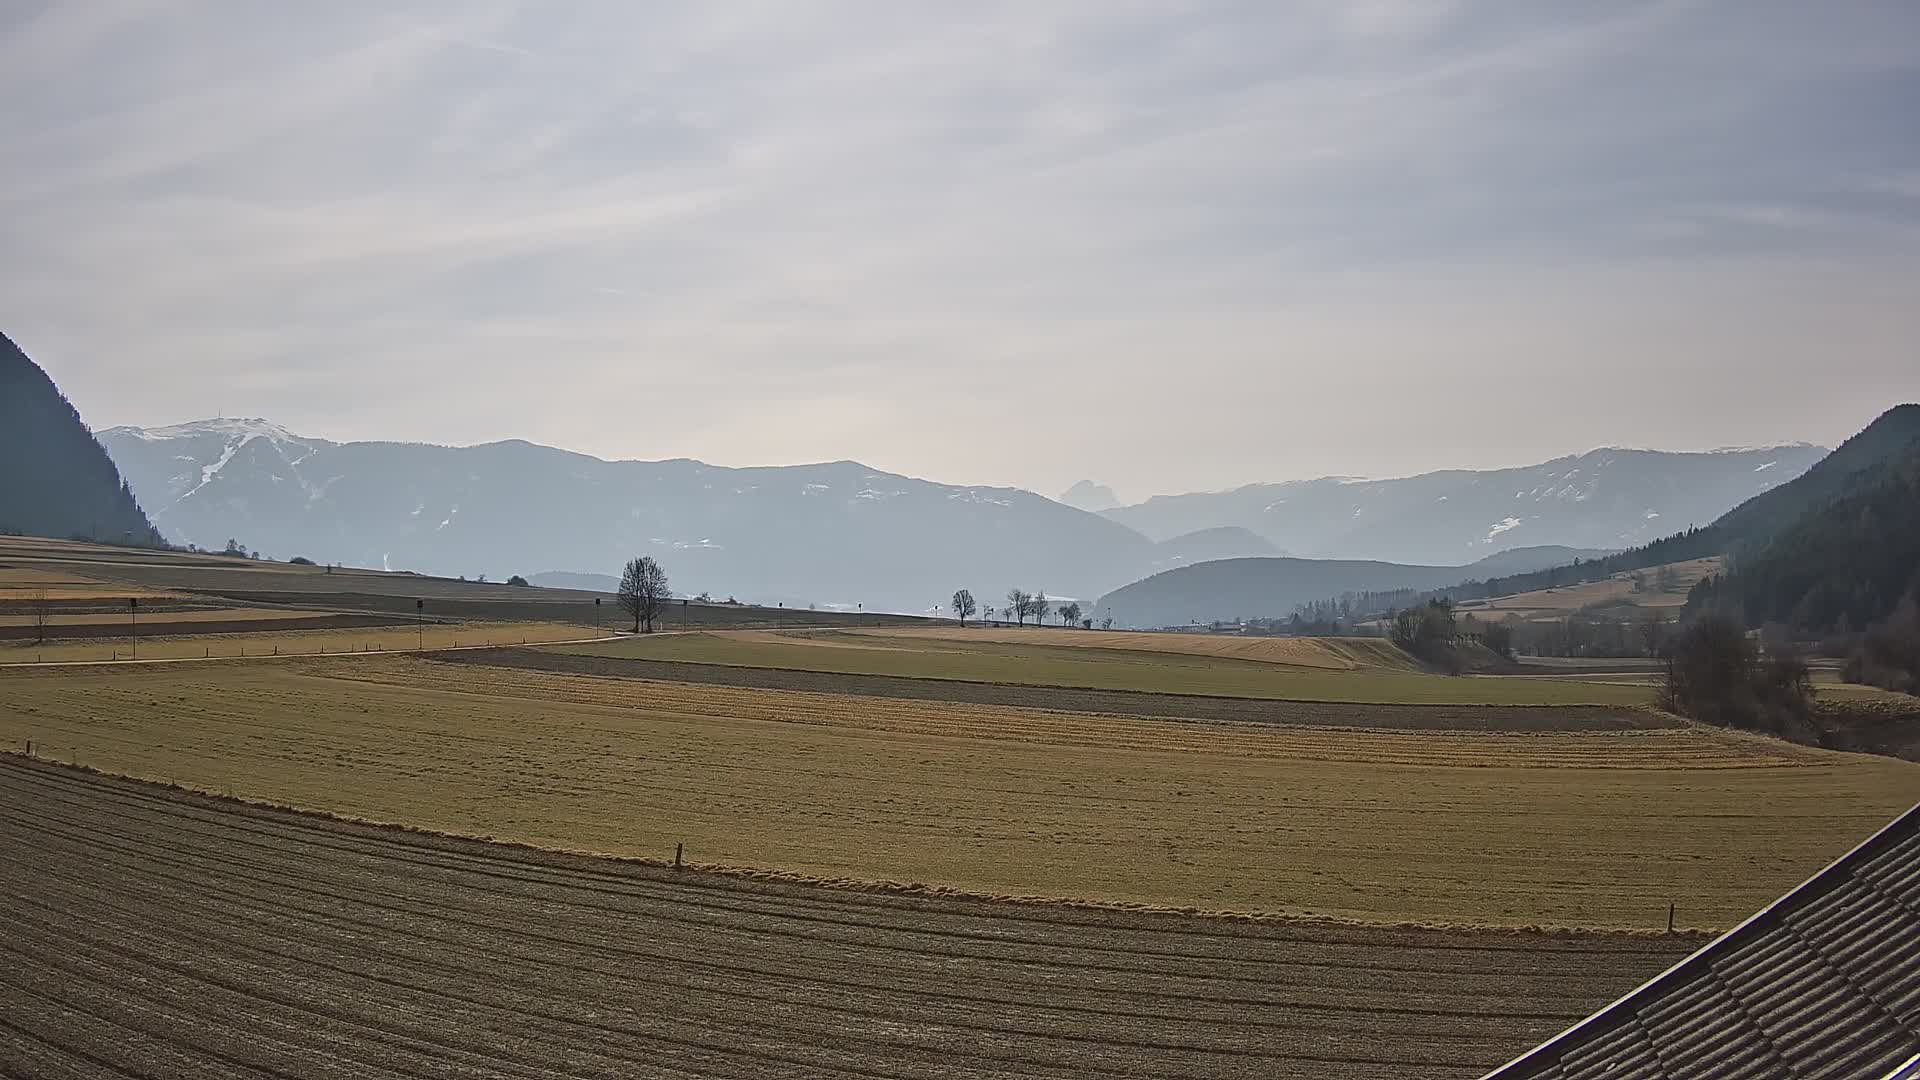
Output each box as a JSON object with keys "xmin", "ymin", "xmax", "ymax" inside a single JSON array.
[{"xmin": 1484, "ymin": 803, "xmax": 1920, "ymax": 1079}]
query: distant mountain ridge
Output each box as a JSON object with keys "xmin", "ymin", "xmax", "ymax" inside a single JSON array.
[
  {"xmin": 1101, "ymin": 445, "xmax": 1827, "ymax": 564},
  {"xmin": 101, "ymin": 419, "xmax": 1203, "ymax": 612},
  {"xmin": 0, "ymin": 333, "xmax": 162, "ymax": 546},
  {"xmin": 100, "ymin": 416, "xmax": 1818, "ymax": 615}
]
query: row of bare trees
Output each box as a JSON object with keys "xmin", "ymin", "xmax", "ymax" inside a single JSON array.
[{"xmin": 948, "ymin": 588, "xmax": 1084, "ymax": 628}]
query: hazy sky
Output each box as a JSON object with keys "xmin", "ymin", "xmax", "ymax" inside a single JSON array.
[{"xmin": 4, "ymin": 1, "xmax": 1917, "ymax": 501}]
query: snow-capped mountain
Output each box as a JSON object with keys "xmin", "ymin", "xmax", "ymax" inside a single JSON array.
[
  {"xmin": 99, "ymin": 421, "xmax": 1165, "ymax": 610},
  {"xmin": 1099, "ymin": 445, "xmax": 1829, "ymax": 565},
  {"xmin": 98, "ymin": 419, "xmax": 1828, "ymax": 611}
]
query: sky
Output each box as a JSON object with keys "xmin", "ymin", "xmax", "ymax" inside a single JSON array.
[{"xmin": 3, "ymin": 1, "xmax": 1918, "ymax": 503}]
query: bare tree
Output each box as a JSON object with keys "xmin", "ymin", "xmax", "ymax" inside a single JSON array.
[
  {"xmin": 1030, "ymin": 590, "xmax": 1050, "ymax": 627},
  {"xmin": 1059, "ymin": 601, "xmax": 1082, "ymax": 627},
  {"xmin": 30, "ymin": 588, "xmax": 50, "ymax": 645},
  {"xmin": 618, "ymin": 556, "xmax": 672, "ymax": 632},
  {"xmin": 951, "ymin": 588, "xmax": 978, "ymax": 627},
  {"xmin": 1007, "ymin": 588, "xmax": 1030, "ymax": 627}
]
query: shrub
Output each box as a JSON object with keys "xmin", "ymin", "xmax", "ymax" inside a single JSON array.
[
  {"xmin": 1659, "ymin": 615, "xmax": 1815, "ymax": 740},
  {"xmin": 507, "ymin": 575, "xmax": 529, "ymax": 587},
  {"xmin": 288, "ymin": 556, "xmax": 315, "ymax": 566}
]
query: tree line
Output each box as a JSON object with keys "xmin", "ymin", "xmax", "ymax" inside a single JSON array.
[{"xmin": 948, "ymin": 588, "xmax": 1088, "ymax": 629}]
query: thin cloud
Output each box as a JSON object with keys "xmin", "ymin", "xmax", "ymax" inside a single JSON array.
[{"xmin": 1, "ymin": 0, "xmax": 1916, "ymax": 495}]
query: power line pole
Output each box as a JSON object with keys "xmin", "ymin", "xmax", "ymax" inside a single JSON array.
[
  {"xmin": 129, "ymin": 597, "xmax": 138, "ymax": 659},
  {"xmin": 415, "ymin": 598, "xmax": 424, "ymax": 650}
]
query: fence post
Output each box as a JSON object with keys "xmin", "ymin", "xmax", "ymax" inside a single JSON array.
[
  {"xmin": 1667, "ymin": 902, "xmax": 1675, "ymax": 933},
  {"xmin": 674, "ymin": 843, "xmax": 683, "ymax": 869}
]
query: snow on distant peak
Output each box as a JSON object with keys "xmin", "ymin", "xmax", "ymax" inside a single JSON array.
[
  {"xmin": 124, "ymin": 418, "xmax": 307, "ymax": 444},
  {"xmin": 1753, "ymin": 460, "xmax": 1777, "ymax": 472},
  {"xmin": 1484, "ymin": 516, "xmax": 1523, "ymax": 543}
]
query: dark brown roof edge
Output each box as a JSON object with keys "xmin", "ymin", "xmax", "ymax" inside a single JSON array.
[{"xmin": 1483, "ymin": 800, "xmax": 1920, "ymax": 1079}]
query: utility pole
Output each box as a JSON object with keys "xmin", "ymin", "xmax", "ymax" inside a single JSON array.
[
  {"xmin": 129, "ymin": 597, "xmax": 138, "ymax": 658},
  {"xmin": 415, "ymin": 598, "xmax": 424, "ymax": 650},
  {"xmin": 594, "ymin": 596, "xmax": 601, "ymax": 632}
]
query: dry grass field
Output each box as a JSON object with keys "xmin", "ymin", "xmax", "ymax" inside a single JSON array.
[
  {"xmin": 556, "ymin": 629, "xmax": 1658, "ymax": 705},
  {"xmin": 1453, "ymin": 557, "xmax": 1724, "ymax": 623},
  {"xmin": 0, "ymin": 620, "xmax": 594, "ymax": 663},
  {"xmin": 0, "ymin": 756, "xmax": 1701, "ymax": 1079},
  {"xmin": 3, "ymin": 656, "xmax": 1912, "ymax": 929}
]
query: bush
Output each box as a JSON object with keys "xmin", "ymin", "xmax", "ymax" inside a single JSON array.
[
  {"xmin": 1390, "ymin": 599, "xmax": 1462, "ymax": 673},
  {"xmin": 288, "ymin": 556, "xmax": 315, "ymax": 566},
  {"xmin": 1844, "ymin": 593, "xmax": 1920, "ymax": 695},
  {"xmin": 1659, "ymin": 615, "xmax": 1815, "ymax": 740},
  {"xmin": 507, "ymin": 575, "xmax": 529, "ymax": 587}
]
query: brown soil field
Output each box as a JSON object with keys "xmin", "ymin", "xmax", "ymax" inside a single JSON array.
[
  {"xmin": 3, "ymin": 657, "xmax": 1913, "ymax": 929},
  {"xmin": 0, "ymin": 621, "xmax": 594, "ymax": 663},
  {"xmin": 0, "ymin": 756, "xmax": 1701, "ymax": 1079},
  {"xmin": 450, "ymin": 646, "xmax": 1671, "ymax": 731}
]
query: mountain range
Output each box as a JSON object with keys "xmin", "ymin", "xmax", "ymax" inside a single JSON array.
[
  {"xmin": 98, "ymin": 420, "xmax": 1280, "ymax": 611},
  {"xmin": 95, "ymin": 416, "xmax": 1827, "ymax": 614},
  {"xmin": 1099, "ymin": 444, "xmax": 1827, "ymax": 563}
]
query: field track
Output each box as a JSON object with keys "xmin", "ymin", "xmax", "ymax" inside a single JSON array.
[
  {"xmin": 456, "ymin": 647, "xmax": 1668, "ymax": 731},
  {"xmin": 0, "ymin": 755, "xmax": 1698, "ymax": 1079}
]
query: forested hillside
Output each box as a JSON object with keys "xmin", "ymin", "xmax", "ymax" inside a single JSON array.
[
  {"xmin": 1688, "ymin": 438, "xmax": 1920, "ymax": 634},
  {"xmin": 0, "ymin": 333, "xmax": 162, "ymax": 546}
]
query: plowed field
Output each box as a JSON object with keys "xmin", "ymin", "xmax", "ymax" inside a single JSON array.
[
  {"xmin": 0, "ymin": 756, "xmax": 1699, "ymax": 1079},
  {"xmin": 4, "ymin": 657, "xmax": 1913, "ymax": 928}
]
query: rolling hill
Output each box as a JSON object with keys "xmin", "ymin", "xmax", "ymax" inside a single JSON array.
[
  {"xmin": 0, "ymin": 333, "xmax": 162, "ymax": 547},
  {"xmin": 1094, "ymin": 546, "xmax": 1612, "ymax": 628}
]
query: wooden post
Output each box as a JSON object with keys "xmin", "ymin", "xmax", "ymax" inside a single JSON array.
[
  {"xmin": 24, "ymin": 740, "xmax": 31, "ymax": 757},
  {"xmin": 1667, "ymin": 903, "xmax": 1675, "ymax": 933},
  {"xmin": 674, "ymin": 843, "xmax": 683, "ymax": 869}
]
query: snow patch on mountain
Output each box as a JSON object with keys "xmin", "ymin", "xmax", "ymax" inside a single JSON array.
[{"xmin": 1485, "ymin": 517, "xmax": 1523, "ymax": 543}]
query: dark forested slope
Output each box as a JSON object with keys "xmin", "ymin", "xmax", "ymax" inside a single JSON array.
[{"xmin": 0, "ymin": 333, "xmax": 161, "ymax": 545}]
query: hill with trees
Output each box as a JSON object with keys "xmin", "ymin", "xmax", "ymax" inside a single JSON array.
[
  {"xmin": 1093, "ymin": 546, "xmax": 1604, "ymax": 628},
  {"xmin": 0, "ymin": 332, "xmax": 162, "ymax": 547},
  {"xmin": 1687, "ymin": 434, "xmax": 1920, "ymax": 646}
]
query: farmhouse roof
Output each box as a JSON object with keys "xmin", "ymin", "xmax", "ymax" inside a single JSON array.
[{"xmin": 1484, "ymin": 801, "xmax": 1920, "ymax": 1080}]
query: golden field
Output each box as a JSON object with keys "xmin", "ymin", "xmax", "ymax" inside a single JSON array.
[{"xmin": 3, "ymin": 654, "xmax": 1911, "ymax": 930}]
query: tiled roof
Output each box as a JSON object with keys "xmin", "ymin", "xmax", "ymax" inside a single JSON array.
[{"xmin": 1486, "ymin": 802, "xmax": 1920, "ymax": 1080}]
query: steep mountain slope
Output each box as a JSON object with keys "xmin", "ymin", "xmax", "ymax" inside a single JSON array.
[
  {"xmin": 1689, "ymin": 426, "xmax": 1920, "ymax": 634},
  {"xmin": 1102, "ymin": 445, "xmax": 1826, "ymax": 564},
  {"xmin": 1708, "ymin": 403, "xmax": 1920, "ymax": 560},
  {"xmin": 100, "ymin": 421, "xmax": 1157, "ymax": 611},
  {"xmin": 0, "ymin": 333, "xmax": 162, "ymax": 546}
]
